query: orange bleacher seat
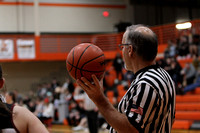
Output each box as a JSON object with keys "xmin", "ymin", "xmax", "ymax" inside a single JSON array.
[
  {"xmin": 117, "ymin": 84, "xmax": 126, "ymax": 102},
  {"xmin": 176, "ymin": 95, "xmax": 200, "ymax": 103},
  {"xmin": 176, "ymin": 103, "xmax": 200, "ymax": 111},
  {"xmin": 107, "ymin": 91, "xmax": 114, "ymax": 97},
  {"xmin": 105, "ymin": 61, "xmax": 113, "ymax": 71},
  {"xmin": 63, "ymin": 118, "xmax": 68, "ymax": 125},
  {"xmin": 158, "ymin": 44, "xmax": 168, "ymax": 53},
  {"xmin": 175, "ymin": 111, "xmax": 200, "ymax": 120},
  {"xmin": 106, "ymin": 91, "xmax": 114, "ymax": 104},
  {"xmin": 185, "ymin": 87, "xmax": 200, "ymax": 95},
  {"xmin": 175, "ymin": 87, "xmax": 200, "ymax": 130},
  {"xmin": 105, "ymin": 67, "xmax": 117, "ymax": 87},
  {"xmin": 177, "ymin": 58, "xmax": 193, "ymax": 68},
  {"xmin": 172, "ymin": 120, "xmax": 193, "ymax": 129},
  {"xmin": 194, "ymin": 87, "xmax": 200, "ymax": 94}
]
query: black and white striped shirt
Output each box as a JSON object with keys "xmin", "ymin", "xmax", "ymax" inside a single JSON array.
[{"xmin": 110, "ymin": 65, "xmax": 176, "ymax": 133}]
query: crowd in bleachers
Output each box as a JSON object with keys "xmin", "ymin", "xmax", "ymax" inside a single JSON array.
[{"xmin": 160, "ymin": 27, "xmax": 200, "ymax": 94}]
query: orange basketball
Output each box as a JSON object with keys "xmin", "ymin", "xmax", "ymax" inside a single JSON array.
[{"xmin": 66, "ymin": 43, "xmax": 105, "ymax": 82}]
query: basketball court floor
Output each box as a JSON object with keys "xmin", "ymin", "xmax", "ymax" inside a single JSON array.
[
  {"xmin": 48, "ymin": 125, "xmax": 109, "ymax": 133},
  {"xmin": 48, "ymin": 125, "xmax": 200, "ymax": 133}
]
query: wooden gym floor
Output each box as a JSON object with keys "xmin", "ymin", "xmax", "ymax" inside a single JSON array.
[{"xmin": 48, "ymin": 125, "xmax": 200, "ymax": 133}]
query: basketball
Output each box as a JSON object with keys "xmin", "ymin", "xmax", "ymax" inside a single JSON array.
[{"xmin": 66, "ymin": 43, "xmax": 105, "ymax": 82}]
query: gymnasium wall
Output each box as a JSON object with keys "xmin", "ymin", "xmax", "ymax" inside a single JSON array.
[
  {"xmin": 0, "ymin": 0, "xmax": 127, "ymax": 33},
  {"xmin": 1, "ymin": 61, "xmax": 68, "ymax": 94},
  {"xmin": 39, "ymin": 7, "xmax": 125, "ymax": 33},
  {"xmin": 0, "ymin": 5, "xmax": 18, "ymax": 31}
]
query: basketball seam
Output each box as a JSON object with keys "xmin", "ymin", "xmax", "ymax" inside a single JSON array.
[
  {"xmin": 75, "ymin": 44, "xmax": 92, "ymax": 79},
  {"xmin": 80, "ymin": 54, "xmax": 105, "ymax": 77},
  {"xmin": 67, "ymin": 61, "xmax": 104, "ymax": 73},
  {"xmin": 68, "ymin": 48, "xmax": 75, "ymax": 72}
]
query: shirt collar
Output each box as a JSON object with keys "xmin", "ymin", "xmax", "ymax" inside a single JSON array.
[{"xmin": 133, "ymin": 64, "xmax": 159, "ymax": 78}]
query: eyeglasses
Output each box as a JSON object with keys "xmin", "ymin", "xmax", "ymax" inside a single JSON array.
[{"xmin": 118, "ymin": 44, "xmax": 131, "ymax": 50}]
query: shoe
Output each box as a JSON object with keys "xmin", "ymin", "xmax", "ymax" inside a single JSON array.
[
  {"xmin": 72, "ymin": 126, "xmax": 84, "ymax": 131},
  {"xmin": 83, "ymin": 128, "xmax": 89, "ymax": 132},
  {"xmin": 101, "ymin": 123, "xmax": 108, "ymax": 129}
]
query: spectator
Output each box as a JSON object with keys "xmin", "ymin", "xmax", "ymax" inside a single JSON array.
[
  {"xmin": 58, "ymin": 88, "xmax": 69, "ymax": 123},
  {"xmin": 177, "ymin": 33, "xmax": 189, "ymax": 57},
  {"xmin": 51, "ymin": 77, "xmax": 60, "ymax": 90},
  {"xmin": 62, "ymin": 78, "xmax": 75, "ymax": 94},
  {"xmin": 67, "ymin": 85, "xmax": 86, "ymax": 127},
  {"xmin": 13, "ymin": 89, "xmax": 23, "ymax": 104},
  {"xmin": 5, "ymin": 91, "xmax": 16, "ymax": 106},
  {"xmin": 28, "ymin": 100, "xmax": 36, "ymax": 112},
  {"xmin": 183, "ymin": 68, "xmax": 200, "ymax": 93},
  {"xmin": 53, "ymin": 87, "xmax": 61, "ymax": 121},
  {"xmin": 123, "ymin": 70, "xmax": 134, "ymax": 84},
  {"xmin": 189, "ymin": 28, "xmax": 199, "ymax": 56},
  {"xmin": 47, "ymin": 83, "xmax": 54, "ymax": 95},
  {"xmin": 163, "ymin": 57, "xmax": 173, "ymax": 75},
  {"xmin": 34, "ymin": 98, "xmax": 44, "ymax": 118},
  {"xmin": 39, "ymin": 83, "xmax": 47, "ymax": 98},
  {"xmin": 74, "ymin": 91, "xmax": 99, "ymax": 133},
  {"xmin": 83, "ymin": 92, "xmax": 99, "ymax": 133},
  {"xmin": 169, "ymin": 58, "xmax": 183, "ymax": 94},
  {"xmin": 181, "ymin": 62, "xmax": 196, "ymax": 86},
  {"xmin": 62, "ymin": 78, "xmax": 70, "ymax": 90},
  {"xmin": 38, "ymin": 97, "xmax": 54, "ymax": 124},
  {"xmin": 192, "ymin": 54, "xmax": 200, "ymax": 71},
  {"xmin": 113, "ymin": 52, "xmax": 124, "ymax": 80},
  {"xmin": 17, "ymin": 98, "xmax": 28, "ymax": 108},
  {"xmin": 67, "ymin": 99, "xmax": 85, "ymax": 126},
  {"xmin": 164, "ymin": 40, "xmax": 177, "ymax": 58},
  {"xmin": 72, "ymin": 117, "xmax": 87, "ymax": 131},
  {"xmin": 156, "ymin": 58, "xmax": 168, "ymax": 68},
  {"xmin": 36, "ymin": 83, "xmax": 43, "ymax": 98}
]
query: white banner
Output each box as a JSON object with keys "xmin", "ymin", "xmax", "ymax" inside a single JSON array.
[
  {"xmin": 0, "ymin": 39, "xmax": 14, "ymax": 59},
  {"xmin": 17, "ymin": 39, "xmax": 35, "ymax": 59}
]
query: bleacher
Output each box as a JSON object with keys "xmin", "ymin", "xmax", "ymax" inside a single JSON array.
[{"xmin": 173, "ymin": 88, "xmax": 200, "ymax": 130}]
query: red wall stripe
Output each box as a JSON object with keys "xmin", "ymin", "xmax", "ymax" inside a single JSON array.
[{"xmin": 0, "ymin": 2, "xmax": 126, "ymax": 8}]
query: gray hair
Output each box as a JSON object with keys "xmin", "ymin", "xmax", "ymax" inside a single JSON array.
[{"xmin": 125, "ymin": 24, "xmax": 158, "ymax": 61}]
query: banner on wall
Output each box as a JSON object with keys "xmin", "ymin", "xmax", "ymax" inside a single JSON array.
[
  {"xmin": 0, "ymin": 39, "xmax": 14, "ymax": 59},
  {"xmin": 17, "ymin": 39, "xmax": 35, "ymax": 59}
]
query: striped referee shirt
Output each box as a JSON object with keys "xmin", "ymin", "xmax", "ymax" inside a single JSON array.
[{"xmin": 110, "ymin": 65, "xmax": 176, "ymax": 133}]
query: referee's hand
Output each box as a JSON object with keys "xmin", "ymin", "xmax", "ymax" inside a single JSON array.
[{"xmin": 76, "ymin": 74, "xmax": 105, "ymax": 103}]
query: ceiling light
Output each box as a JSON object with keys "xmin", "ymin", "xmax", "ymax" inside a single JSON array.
[{"xmin": 176, "ymin": 22, "xmax": 192, "ymax": 30}]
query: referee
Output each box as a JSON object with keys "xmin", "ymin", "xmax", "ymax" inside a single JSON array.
[{"xmin": 77, "ymin": 24, "xmax": 176, "ymax": 133}]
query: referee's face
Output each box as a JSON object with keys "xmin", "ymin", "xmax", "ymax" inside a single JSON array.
[{"xmin": 122, "ymin": 31, "xmax": 132, "ymax": 71}]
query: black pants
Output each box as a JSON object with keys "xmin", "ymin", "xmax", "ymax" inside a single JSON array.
[
  {"xmin": 187, "ymin": 75, "xmax": 196, "ymax": 86},
  {"xmin": 86, "ymin": 110, "xmax": 98, "ymax": 133}
]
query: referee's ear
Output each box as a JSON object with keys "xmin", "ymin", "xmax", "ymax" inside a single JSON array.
[
  {"xmin": 128, "ymin": 45, "xmax": 134, "ymax": 57},
  {"xmin": 0, "ymin": 78, "xmax": 5, "ymax": 89}
]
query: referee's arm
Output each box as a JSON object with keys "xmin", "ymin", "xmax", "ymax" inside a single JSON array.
[
  {"xmin": 77, "ymin": 75, "xmax": 139, "ymax": 133},
  {"xmin": 96, "ymin": 94, "xmax": 139, "ymax": 133}
]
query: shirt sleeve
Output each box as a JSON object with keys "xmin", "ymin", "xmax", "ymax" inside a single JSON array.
[{"xmin": 125, "ymin": 83, "xmax": 159, "ymax": 131}]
